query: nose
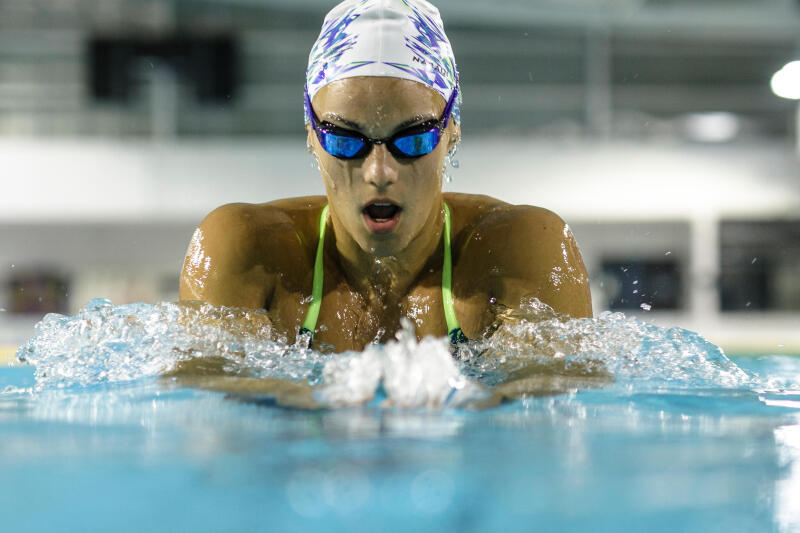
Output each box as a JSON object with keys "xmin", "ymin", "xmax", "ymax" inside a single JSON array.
[{"xmin": 362, "ymin": 143, "xmax": 397, "ymax": 190}]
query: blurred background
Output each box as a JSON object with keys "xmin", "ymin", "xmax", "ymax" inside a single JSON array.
[{"xmin": 0, "ymin": 0, "xmax": 799, "ymax": 356}]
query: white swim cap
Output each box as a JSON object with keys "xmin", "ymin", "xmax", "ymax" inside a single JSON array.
[{"xmin": 305, "ymin": 0, "xmax": 460, "ymax": 125}]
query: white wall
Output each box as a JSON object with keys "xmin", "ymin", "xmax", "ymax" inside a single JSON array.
[{"xmin": 2, "ymin": 137, "xmax": 798, "ymax": 223}]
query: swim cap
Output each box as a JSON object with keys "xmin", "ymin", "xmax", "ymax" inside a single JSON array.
[{"xmin": 305, "ymin": 0, "xmax": 460, "ymax": 125}]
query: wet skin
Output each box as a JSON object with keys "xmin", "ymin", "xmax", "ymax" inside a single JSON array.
[{"xmin": 179, "ymin": 77, "xmax": 592, "ymax": 353}]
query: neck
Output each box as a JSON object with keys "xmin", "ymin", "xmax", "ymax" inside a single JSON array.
[{"xmin": 329, "ymin": 200, "xmax": 445, "ymax": 303}]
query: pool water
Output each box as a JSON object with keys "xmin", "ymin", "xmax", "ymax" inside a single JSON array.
[{"xmin": 1, "ymin": 300, "xmax": 799, "ymax": 532}]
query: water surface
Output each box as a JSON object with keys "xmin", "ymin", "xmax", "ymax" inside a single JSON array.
[{"xmin": 2, "ymin": 299, "xmax": 799, "ymax": 532}]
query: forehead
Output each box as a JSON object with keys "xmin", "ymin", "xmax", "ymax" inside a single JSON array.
[{"xmin": 311, "ymin": 77, "xmax": 445, "ymax": 132}]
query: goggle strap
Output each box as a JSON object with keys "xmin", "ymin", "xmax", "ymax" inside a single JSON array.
[{"xmin": 441, "ymin": 87, "xmax": 458, "ymax": 129}]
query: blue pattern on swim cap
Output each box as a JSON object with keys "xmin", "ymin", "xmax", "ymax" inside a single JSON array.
[
  {"xmin": 305, "ymin": 1, "xmax": 374, "ymax": 95},
  {"xmin": 393, "ymin": 0, "xmax": 457, "ymax": 90},
  {"xmin": 305, "ymin": 0, "xmax": 461, "ymax": 126}
]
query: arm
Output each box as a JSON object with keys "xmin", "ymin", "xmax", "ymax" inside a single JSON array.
[
  {"xmin": 179, "ymin": 203, "xmax": 276, "ymax": 309},
  {"xmin": 483, "ymin": 205, "xmax": 592, "ymax": 318}
]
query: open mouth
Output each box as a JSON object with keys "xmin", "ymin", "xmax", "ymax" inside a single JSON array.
[{"xmin": 362, "ymin": 201, "xmax": 402, "ymax": 234}]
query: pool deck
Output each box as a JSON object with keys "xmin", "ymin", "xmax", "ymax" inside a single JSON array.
[{"xmin": 1, "ymin": 346, "xmax": 16, "ymax": 366}]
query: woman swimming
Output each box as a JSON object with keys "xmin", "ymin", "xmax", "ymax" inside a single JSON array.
[{"xmin": 179, "ymin": 0, "xmax": 592, "ymax": 353}]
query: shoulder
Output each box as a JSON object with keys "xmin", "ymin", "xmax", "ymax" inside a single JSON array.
[
  {"xmin": 180, "ymin": 196, "xmax": 327, "ymax": 306},
  {"xmin": 199, "ymin": 197, "xmax": 321, "ymax": 236},
  {"xmin": 197, "ymin": 196, "xmax": 327, "ymax": 258},
  {"xmin": 444, "ymin": 193, "xmax": 566, "ymax": 250},
  {"xmin": 482, "ymin": 204, "xmax": 569, "ymax": 246},
  {"xmin": 447, "ymin": 194, "xmax": 591, "ymax": 317}
]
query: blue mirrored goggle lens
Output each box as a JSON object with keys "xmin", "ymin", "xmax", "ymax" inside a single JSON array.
[
  {"xmin": 319, "ymin": 132, "xmax": 365, "ymax": 158},
  {"xmin": 392, "ymin": 129, "xmax": 440, "ymax": 157}
]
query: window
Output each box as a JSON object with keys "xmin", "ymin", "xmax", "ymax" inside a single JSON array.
[
  {"xmin": 720, "ymin": 220, "xmax": 800, "ymax": 311},
  {"xmin": 601, "ymin": 259, "xmax": 682, "ymax": 311}
]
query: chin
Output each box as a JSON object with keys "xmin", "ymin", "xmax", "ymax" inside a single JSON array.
[{"xmin": 361, "ymin": 236, "xmax": 404, "ymax": 258}]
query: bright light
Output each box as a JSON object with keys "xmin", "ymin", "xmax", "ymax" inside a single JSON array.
[
  {"xmin": 683, "ymin": 112, "xmax": 740, "ymax": 143},
  {"xmin": 771, "ymin": 61, "xmax": 800, "ymax": 100}
]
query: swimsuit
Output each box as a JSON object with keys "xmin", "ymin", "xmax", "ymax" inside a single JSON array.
[{"xmin": 299, "ymin": 203, "xmax": 468, "ymax": 346}]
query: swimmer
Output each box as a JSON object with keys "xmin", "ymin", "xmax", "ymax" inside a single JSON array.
[{"xmin": 179, "ymin": 0, "xmax": 592, "ymax": 353}]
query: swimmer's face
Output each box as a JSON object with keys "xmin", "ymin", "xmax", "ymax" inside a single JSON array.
[{"xmin": 308, "ymin": 77, "xmax": 459, "ymax": 256}]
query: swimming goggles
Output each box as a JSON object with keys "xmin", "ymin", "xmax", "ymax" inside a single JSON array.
[{"xmin": 304, "ymin": 86, "xmax": 458, "ymax": 160}]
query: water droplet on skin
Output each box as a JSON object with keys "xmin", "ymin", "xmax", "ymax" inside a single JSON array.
[
  {"xmin": 309, "ymin": 152, "xmax": 320, "ymax": 170},
  {"xmin": 442, "ymin": 144, "xmax": 460, "ymax": 184}
]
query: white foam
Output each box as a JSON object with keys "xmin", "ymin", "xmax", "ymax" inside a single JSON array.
[
  {"xmin": 315, "ymin": 319, "xmax": 489, "ymax": 408},
  {"xmin": 16, "ymin": 297, "xmax": 756, "ymax": 408}
]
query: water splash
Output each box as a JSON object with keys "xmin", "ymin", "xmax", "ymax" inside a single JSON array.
[
  {"xmin": 14, "ymin": 298, "xmax": 756, "ymax": 408},
  {"xmin": 442, "ymin": 142, "xmax": 459, "ymax": 184},
  {"xmin": 316, "ymin": 319, "xmax": 489, "ymax": 408},
  {"xmin": 307, "ymin": 142, "xmax": 321, "ymax": 171},
  {"xmin": 16, "ymin": 298, "xmax": 328, "ymax": 390},
  {"xmin": 464, "ymin": 298, "xmax": 752, "ymax": 390}
]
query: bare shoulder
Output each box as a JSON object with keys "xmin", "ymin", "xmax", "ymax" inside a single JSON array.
[
  {"xmin": 446, "ymin": 193, "xmax": 592, "ymax": 318},
  {"xmin": 179, "ymin": 196, "xmax": 326, "ymax": 307},
  {"xmin": 198, "ymin": 196, "xmax": 327, "ymax": 257},
  {"xmin": 444, "ymin": 192, "xmax": 565, "ymax": 246}
]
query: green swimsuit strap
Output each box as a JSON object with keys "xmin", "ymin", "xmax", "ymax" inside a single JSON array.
[
  {"xmin": 299, "ymin": 202, "xmax": 467, "ymax": 345},
  {"xmin": 299, "ymin": 204, "xmax": 328, "ymax": 340},
  {"xmin": 442, "ymin": 202, "xmax": 468, "ymax": 344}
]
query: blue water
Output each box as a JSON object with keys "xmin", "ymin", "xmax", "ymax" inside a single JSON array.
[{"xmin": 2, "ymin": 300, "xmax": 800, "ymax": 532}]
